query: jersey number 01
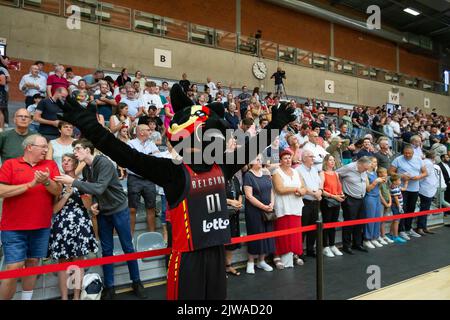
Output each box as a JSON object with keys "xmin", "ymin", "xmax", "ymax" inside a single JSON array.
[{"xmin": 206, "ymin": 193, "xmax": 222, "ymax": 214}]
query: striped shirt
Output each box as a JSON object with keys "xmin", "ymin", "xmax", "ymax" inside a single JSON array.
[{"xmin": 390, "ymin": 184, "xmax": 403, "ymax": 208}]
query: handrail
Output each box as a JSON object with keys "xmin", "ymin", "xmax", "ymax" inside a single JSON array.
[
  {"xmin": 331, "ymin": 115, "xmax": 412, "ymax": 155},
  {"xmin": 1, "ymin": 0, "xmax": 448, "ymax": 96}
]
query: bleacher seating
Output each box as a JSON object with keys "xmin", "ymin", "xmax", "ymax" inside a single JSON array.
[{"xmin": 136, "ymin": 232, "xmax": 166, "ymax": 262}]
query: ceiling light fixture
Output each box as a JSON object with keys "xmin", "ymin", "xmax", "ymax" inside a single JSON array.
[{"xmin": 403, "ymin": 8, "xmax": 421, "ymax": 16}]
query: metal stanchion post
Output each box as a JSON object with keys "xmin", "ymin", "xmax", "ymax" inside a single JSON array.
[{"xmin": 316, "ymin": 220, "xmax": 324, "ymax": 300}]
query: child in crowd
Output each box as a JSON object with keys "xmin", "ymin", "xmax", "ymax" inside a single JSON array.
[
  {"xmin": 76, "ymin": 89, "xmax": 89, "ymax": 108},
  {"xmin": 378, "ymin": 167, "xmax": 394, "ymax": 244},
  {"xmin": 26, "ymin": 93, "xmax": 43, "ymax": 133},
  {"xmin": 148, "ymin": 118, "xmax": 162, "ymax": 146},
  {"xmin": 388, "ymin": 174, "xmax": 408, "ymax": 243}
]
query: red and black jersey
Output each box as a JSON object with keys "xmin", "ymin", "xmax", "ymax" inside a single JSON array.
[{"xmin": 167, "ymin": 163, "xmax": 231, "ymax": 252}]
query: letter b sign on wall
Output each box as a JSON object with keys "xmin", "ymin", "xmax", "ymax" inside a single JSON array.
[{"xmin": 154, "ymin": 49, "xmax": 172, "ymax": 68}]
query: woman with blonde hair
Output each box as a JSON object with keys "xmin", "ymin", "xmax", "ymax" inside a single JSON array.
[
  {"xmin": 48, "ymin": 153, "xmax": 98, "ymax": 300},
  {"xmin": 285, "ymin": 133, "xmax": 302, "ymax": 168},
  {"xmin": 320, "ymin": 155, "xmax": 345, "ymax": 257}
]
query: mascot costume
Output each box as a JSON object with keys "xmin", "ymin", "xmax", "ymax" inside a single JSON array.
[{"xmin": 58, "ymin": 84, "xmax": 295, "ymax": 300}]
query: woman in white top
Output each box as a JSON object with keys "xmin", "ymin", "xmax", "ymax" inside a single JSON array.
[
  {"xmin": 46, "ymin": 122, "xmax": 75, "ymax": 172},
  {"xmin": 272, "ymin": 150, "xmax": 306, "ymax": 269},
  {"xmin": 109, "ymin": 102, "xmax": 134, "ymax": 138}
]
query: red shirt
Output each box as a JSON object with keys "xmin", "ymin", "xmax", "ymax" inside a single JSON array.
[
  {"xmin": 0, "ymin": 158, "xmax": 60, "ymax": 231},
  {"xmin": 323, "ymin": 171, "xmax": 343, "ymax": 196},
  {"xmin": 46, "ymin": 74, "xmax": 69, "ymax": 95}
]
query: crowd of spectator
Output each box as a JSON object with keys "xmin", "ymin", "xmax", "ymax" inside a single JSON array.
[{"xmin": 0, "ymin": 57, "xmax": 450, "ymax": 299}]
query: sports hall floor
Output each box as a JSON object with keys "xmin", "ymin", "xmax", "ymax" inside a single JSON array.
[{"xmin": 116, "ymin": 225, "xmax": 450, "ymax": 300}]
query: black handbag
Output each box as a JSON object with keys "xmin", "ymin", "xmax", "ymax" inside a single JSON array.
[
  {"xmin": 324, "ymin": 172, "xmax": 341, "ymax": 207},
  {"xmin": 262, "ymin": 210, "xmax": 277, "ymax": 221},
  {"xmin": 324, "ymin": 197, "xmax": 341, "ymax": 207},
  {"xmin": 247, "ymin": 172, "xmax": 276, "ymax": 222}
]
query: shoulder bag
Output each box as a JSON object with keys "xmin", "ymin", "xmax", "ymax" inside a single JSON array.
[{"xmin": 324, "ymin": 172, "xmax": 341, "ymax": 207}]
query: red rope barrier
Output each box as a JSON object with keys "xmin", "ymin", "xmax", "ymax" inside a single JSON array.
[{"xmin": 0, "ymin": 206, "xmax": 449, "ymax": 280}]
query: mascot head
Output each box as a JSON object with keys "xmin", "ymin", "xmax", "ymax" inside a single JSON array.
[{"xmin": 166, "ymin": 84, "xmax": 230, "ymax": 155}]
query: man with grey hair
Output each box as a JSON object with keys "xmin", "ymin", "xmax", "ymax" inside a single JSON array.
[
  {"xmin": 336, "ymin": 156, "xmax": 372, "ymax": 254},
  {"xmin": 19, "ymin": 65, "xmax": 47, "ymax": 107},
  {"xmin": 296, "ymin": 149, "xmax": 322, "ymax": 258},
  {"xmin": 0, "ymin": 134, "xmax": 61, "ymax": 300},
  {"xmin": 389, "ymin": 144, "xmax": 427, "ymax": 240},
  {"xmin": 127, "ymin": 124, "xmax": 159, "ymax": 233},
  {"xmin": 374, "ymin": 137, "xmax": 394, "ymax": 170},
  {"xmin": 303, "ymin": 131, "xmax": 328, "ymax": 172},
  {"xmin": 410, "ymin": 135, "xmax": 424, "ymax": 160},
  {"xmin": 0, "ymin": 108, "xmax": 33, "ymax": 162}
]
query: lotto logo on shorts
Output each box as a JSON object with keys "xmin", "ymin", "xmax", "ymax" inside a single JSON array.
[{"xmin": 202, "ymin": 218, "xmax": 230, "ymax": 233}]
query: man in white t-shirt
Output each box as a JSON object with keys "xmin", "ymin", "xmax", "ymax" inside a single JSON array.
[
  {"xmin": 295, "ymin": 124, "xmax": 310, "ymax": 148},
  {"xmin": 390, "ymin": 115, "xmax": 401, "ymax": 138},
  {"xmin": 160, "ymin": 81, "xmax": 170, "ymax": 99},
  {"xmin": 65, "ymin": 67, "xmax": 82, "ymax": 93},
  {"xmin": 303, "ymin": 132, "xmax": 328, "ymax": 172},
  {"xmin": 206, "ymin": 77, "xmax": 218, "ymax": 98},
  {"xmin": 141, "ymin": 81, "xmax": 164, "ymax": 115},
  {"xmin": 120, "ymin": 87, "xmax": 144, "ymax": 121}
]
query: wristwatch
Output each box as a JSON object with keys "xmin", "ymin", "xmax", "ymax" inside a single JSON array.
[{"xmin": 43, "ymin": 180, "xmax": 51, "ymax": 187}]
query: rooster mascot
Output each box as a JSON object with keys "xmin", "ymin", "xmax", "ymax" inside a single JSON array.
[{"xmin": 58, "ymin": 84, "xmax": 295, "ymax": 300}]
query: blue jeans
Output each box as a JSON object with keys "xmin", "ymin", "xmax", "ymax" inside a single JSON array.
[
  {"xmin": 352, "ymin": 127, "xmax": 361, "ymax": 140},
  {"xmin": 364, "ymin": 196, "xmax": 382, "ymax": 240},
  {"xmin": 160, "ymin": 195, "xmax": 167, "ymax": 225},
  {"xmin": 417, "ymin": 194, "xmax": 433, "ymax": 230},
  {"xmin": 97, "ymin": 208, "xmax": 140, "ymax": 288}
]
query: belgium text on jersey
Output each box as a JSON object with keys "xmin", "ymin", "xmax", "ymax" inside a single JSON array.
[{"xmin": 191, "ymin": 175, "xmax": 226, "ymax": 190}]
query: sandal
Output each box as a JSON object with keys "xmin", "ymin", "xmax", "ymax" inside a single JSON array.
[
  {"xmin": 273, "ymin": 258, "xmax": 285, "ymax": 270},
  {"xmin": 226, "ymin": 264, "xmax": 241, "ymax": 276},
  {"xmin": 294, "ymin": 255, "xmax": 304, "ymax": 266}
]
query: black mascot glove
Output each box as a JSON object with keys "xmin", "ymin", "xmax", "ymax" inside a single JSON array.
[
  {"xmin": 266, "ymin": 101, "xmax": 297, "ymax": 130},
  {"xmin": 56, "ymin": 95, "xmax": 100, "ymax": 137}
]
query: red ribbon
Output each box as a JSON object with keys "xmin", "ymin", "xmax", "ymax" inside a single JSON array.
[{"xmin": 0, "ymin": 207, "xmax": 449, "ymax": 280}]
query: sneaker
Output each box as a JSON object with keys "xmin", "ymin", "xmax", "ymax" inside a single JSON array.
[
  {"xmin": 132, "ymin": 281, "xmax": 148, "ymax": 299},
  {"xmin": 407, "ymin": 229, "xmax": 421, "ymax": 238},
  {"xmin": 393, "ymin": 236, "xmax": 407, "ymax": 244},
  {"xmin": 330, "ymin": 246, "xmax": 343, "ymax": 256},
  {"xmin": 101, "ymin": 287, "xmax": 116, "ymax": 300},
  {"xmin": 378, "ymin": 237, "xmax": 388, "ymax": 245},
  {"xmin": 246, "ymin": 262, "xmax": 255, "ymax": 274},
  {"xmin": 383, "ymin": 235, "xmax": 394, "ymax": 244},
  {"xmin": 363, "ymin": 241, "xmax": 375, "ymax": 249},
  {"xmin": 256, "ymin": 260, "xmax": 273, "ymax": 272},
  {"xmin": 399, "ymin": 232, "xmax": 410, "ymax": 240},
  {"xmin": 323, "ymin": 247, "xmax": 335, "ymax": 258},
  {"xmin": 371, "ymin": 240, "xmax": 383, "ymax": 248}
]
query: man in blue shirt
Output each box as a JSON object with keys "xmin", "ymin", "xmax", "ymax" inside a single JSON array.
[
  {"xmin": 389, "ymin": 145, "xmax": 427, "ymax": 240},
  {"xmin": 356, "ymin": 138, "xmax": 374, "ymax": 159}
]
